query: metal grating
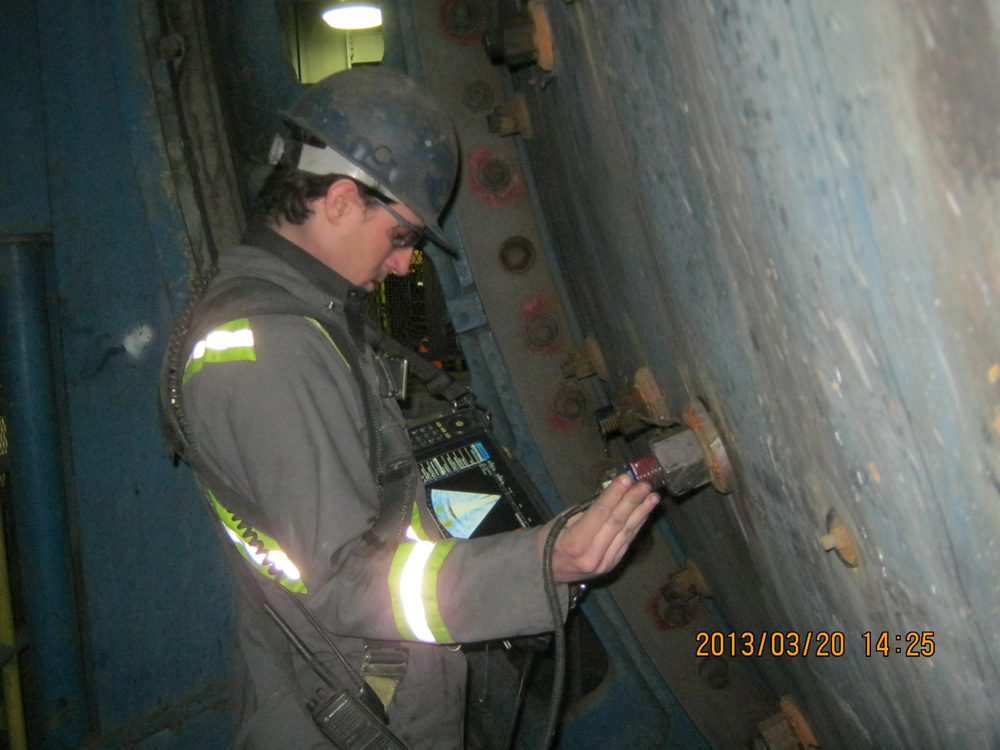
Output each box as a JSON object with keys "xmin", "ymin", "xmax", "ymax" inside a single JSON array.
[{"xmin": 366, "ymin": 250, "xmax": 465, "ymax": 371}]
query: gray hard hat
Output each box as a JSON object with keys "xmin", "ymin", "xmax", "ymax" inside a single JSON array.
[{"xmin": 275, "ymin": 67, "xmax": 459, "ymax": 252}]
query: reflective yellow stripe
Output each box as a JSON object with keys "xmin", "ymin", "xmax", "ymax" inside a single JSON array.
[
  {"xmin": 208, "ymin": 490, "xmax": 308, "ymax": 594},
  {"xmin": 388, "ymin": 539, "xmax": 456, "ymax": 643},
  {"xmin": 406, "ymin": 502, "xmax": 427, "ymax": 541},
  {"xmin": 183, "ymin": 319, "xmax": 256, "ymax": 383},
  {"xmin": 400, "ymin": 542, "xmax": 436, "ymax": 642},
  {"xmin": 305, "ymin": 317, "xmax": 350, "ymax": 369}
]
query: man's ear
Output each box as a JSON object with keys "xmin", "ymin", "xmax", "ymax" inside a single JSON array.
[{"xmin": 322, "ymin": 178, "xmax": 362, "ymax": 224}]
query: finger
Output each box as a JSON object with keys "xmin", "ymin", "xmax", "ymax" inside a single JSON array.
[
  {"xmin": 621, "ymin": 488, "xmax": 660, "ymax": 532},
  {"xmin": 593, "ymin": 479, "xmax": 654, "ymax": 540},
  {"xmin": 597, "ymin": 491, "xmax": 660, "ymax": 570},
  {"xmin": 596, "ymin": 474, "xmax": 652, "ymax": 522},
  {"xmin": 573, "ymin": 481, "xmax": 654, "ymax": 564},
  {"xmin": 591, "ymin": 473, "xmax": 635, "ymax": 517},
  {"xmin": 610, "ymin": 480, "xmax": 656, "ymax": 523},
  {"xmin": 560, "ymin": 474, "xmax": 634, "ymax": 542}
]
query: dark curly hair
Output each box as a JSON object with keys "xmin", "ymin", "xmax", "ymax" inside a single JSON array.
[{"xmin": 257, "ymin": 166, "xmax": 383, "ymax": 226}]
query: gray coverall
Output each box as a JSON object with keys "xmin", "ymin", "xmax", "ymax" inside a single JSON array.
[{"xmin": 179, "ymin": 224, "xmax": 565, "ymax": 749}]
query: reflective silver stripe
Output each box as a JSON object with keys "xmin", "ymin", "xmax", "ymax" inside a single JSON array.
[
  {"xmin": 192, "ymin": 327, "xmax": 254, "ymax": 359},
  {"xmin": 183, "ymin": 319, "xmax": 256, "ymax": 383},
  {"xmin": 399, "ymin": 541, "xmax": 437, "ymax": 643}
]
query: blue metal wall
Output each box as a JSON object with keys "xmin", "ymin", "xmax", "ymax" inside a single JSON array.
[
  {"xmin": 1, "ymin": 0, "xmax": 233, "ymax": 746},
  {"xmin": 509, "ymin": 1, "xmax": 1000, "ymax": 748}
]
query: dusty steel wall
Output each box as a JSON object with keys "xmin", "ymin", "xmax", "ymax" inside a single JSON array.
[
  {"xmin": 498, "ymin": 1, "xmax": 1000, "ymax": 748},
  {"xmin": 3, "ymin": 0, "xmax": 243, "ymax": 745},
  {"xmin": 407, "ymin": 0, "xmax": 781, "ymax": 747}
]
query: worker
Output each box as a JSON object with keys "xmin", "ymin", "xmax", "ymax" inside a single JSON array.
[{"xmin": 162, "ymin": 66, "xmax": 659, "ymax": 750}]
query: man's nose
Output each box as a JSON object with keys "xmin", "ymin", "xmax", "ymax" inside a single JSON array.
[{"xmin": 385, "ymin": 247, "xmax": 414, "ymax": 276}]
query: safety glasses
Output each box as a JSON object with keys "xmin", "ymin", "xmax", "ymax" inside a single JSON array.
[{"xmin": 370, "ymin": 195, "xmax": 426, "ymax": 249}]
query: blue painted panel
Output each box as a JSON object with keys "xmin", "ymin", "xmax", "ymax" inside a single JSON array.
[
  {"xmin": 0, "ymin": 1, "xmax": 49, "ymax": 234},
  {"xmin": 129, "ymin": 708, "xmax": 231, "ymax": 750},
  {"xmin": 0, "ymin": 242, "xmax": 87, "ymax": 748},
  {"xmin": 30, "ymin": 0, "xmax": 233, "ymax": 741}
]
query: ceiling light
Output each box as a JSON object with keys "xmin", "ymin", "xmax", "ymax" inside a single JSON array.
[{"xmin": 322, "ymin": 1, "xmax": 382, "ymax": 30}]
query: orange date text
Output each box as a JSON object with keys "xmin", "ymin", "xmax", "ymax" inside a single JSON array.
[{"xmin": 695, "ymin": 630, "xmax": 846, "ymax": 657}]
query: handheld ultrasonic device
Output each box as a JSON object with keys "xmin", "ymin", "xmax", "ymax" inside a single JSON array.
[{"xmin": 408, "ymin": 406, "xmax": 550, "ymax": 539}]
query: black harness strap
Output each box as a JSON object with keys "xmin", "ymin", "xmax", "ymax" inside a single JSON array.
[
  {"xmin": 161, "ymin": 275, "xmax": 471, "ymax": 531},
  {"xmin": 159, "ymin": 274, "xmax": 471, "ymax": 732}
]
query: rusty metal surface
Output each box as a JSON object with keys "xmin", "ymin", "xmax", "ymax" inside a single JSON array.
[{"xmin": 505, "ymin": 0, "xmax": 1000, "ymax": 747}]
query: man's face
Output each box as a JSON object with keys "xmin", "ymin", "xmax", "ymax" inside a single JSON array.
[{"xmin": 336, "ymin": 196, "xmax": 423, "ymax": 291}]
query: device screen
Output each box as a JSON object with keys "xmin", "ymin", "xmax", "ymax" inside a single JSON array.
[{"xmin": 410, "ymin": 411, "xmax": 546, "ymax": 539}]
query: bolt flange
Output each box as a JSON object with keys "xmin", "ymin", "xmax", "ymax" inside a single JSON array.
[
  {"xmin": 596, "ymin": 366, "xmax": 671, "ymax": 439},
  {"xmin": 820, "ymin": 508, "xmax": 859, "ymax": 567},
  {"xmin": 488, "ymin": 92, "xmax": 533, "ymax": 139},
  {"xmin": 483, "ymin": 0, "xmax": 554, "ymax": 70},
  {"xmin": 561, "ymin": 336, "xmax": 608, "ymax": 381},
  {"xmin": 644, "ymin": 401, "xmax": 737, "ymax": 496},
  {"xmin": 682, "ymin": 401, "xmax": 737, "ymax": 494}
]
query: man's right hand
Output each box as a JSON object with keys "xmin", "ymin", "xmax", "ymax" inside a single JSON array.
[{"xmin": 539, "ymin": 473, "xmax": 660, "ymax": 584}]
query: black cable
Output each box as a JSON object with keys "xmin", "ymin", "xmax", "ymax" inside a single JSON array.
[
  {"xmin": 539, "ymin": 501, "xmax": 592, "ymax": 750},
  {"xmin": 503, "ymin": 649, "xmax": 536, "ymax": 750},
  {"xmin": 154, "ymin": 0, "xmax": 220, "ymax": 274},
  {"xmin": 261, "ymin": 600, "xmax": 340, "ymax": 692},
  {"xmin": 282, "ymin": 587, "xmax": 368, "ymax": 693},
  {"xmin": 162, "ymin": 274, "xmax": 380, "ymax": 713}
]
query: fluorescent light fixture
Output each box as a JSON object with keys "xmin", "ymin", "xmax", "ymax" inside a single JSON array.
[{"xmin": 323, "ymin": 1, "xmax": 382, "ymax": 30}]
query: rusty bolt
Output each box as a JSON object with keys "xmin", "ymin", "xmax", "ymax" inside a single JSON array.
[
  {"xmin": 662, "ymin": 558, "xmax": 711, "ymax": 601},
  {"xmin": 525, "ymin": 312, "xmax": 560, "ymax": 348},
  {"xmin": 682, "ymin": 400, "xmax": 737, "ymax": 494},
  {"xmin": 483, "ymin": 1, "xmax": 554, "ymax": 71},
  {"xmin": 488, "ymin": 92, "xmax": 533, "ymax": 139},
  {"xmin": 483, "ymin": 14, "xmax": 535, "ymax": 66},
  {"xmin": 478, "ymin": 158, "xmax": 513, "ymax": 193},
  {"xmin": 594, "ymin": 407, "xmax": 622, "ymax": 438},
  {"xmin": 779, "ymin": 697, "xmax": 820, "ymax": 748},
  {"xmin": 499, "ymin": 236, "xmax": 535, "ymax": 272},
  {"xmin": 648, "ymin": 429, "xmax": 711, "ymax": 496},
  {"xmin": 820, "ymin": 508, "xmax": 859, "ymax": 567},
  {"xmin": 596, "ymin": 366, "xmax": 671, "ymax": 439},
  {"xmin": 462, "ymin": 79, "xmax": 495, "ymax": 113},
  {"xmin": 754, "ymin": 712, "xmax": 800, "ymax": 750},
  {"xmin": 561, "ymin": 336, "xmax": 608, "ymax": 381},
  {"xmin": 755, "ymin": 698, "xmax": 819, "ymax": 750},
  {"xmin": 635, "ymin": 368, "xmax": 670, "ymax": 425},
  {"xmin": 644, "ymin": 401, "xmax": 736, "ymax": 496},
  {"xmin": 527, "ymin": 0, "xmax": 554, "ymax": 71}
]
